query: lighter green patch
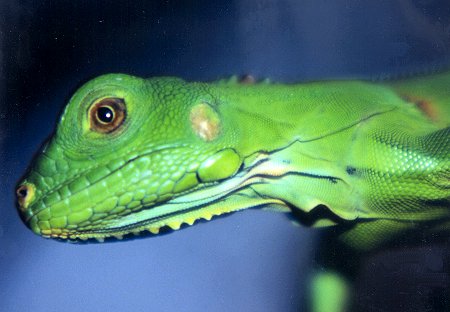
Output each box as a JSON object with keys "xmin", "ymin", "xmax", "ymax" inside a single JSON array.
[
  {"xmin": 197, "ymin": 148, "xmax": 241, "ymax": 182},
  {"xmin": 190, "ymin": 102, "xmax": 221, "ymax": 141}
]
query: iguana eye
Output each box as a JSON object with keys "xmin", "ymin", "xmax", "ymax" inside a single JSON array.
[{"xmin": 89, "ymin": 97, "xmax": 126, "ymax": 133}]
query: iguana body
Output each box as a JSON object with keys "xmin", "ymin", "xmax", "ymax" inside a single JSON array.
[{"xmin": 17, "ymin": 71, "xmax": 450, "ymax": 311}]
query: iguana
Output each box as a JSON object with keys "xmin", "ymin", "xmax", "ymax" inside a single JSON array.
[{"xmin": 16, "ymin": 71, "xmax": 450, "ymax": 311}]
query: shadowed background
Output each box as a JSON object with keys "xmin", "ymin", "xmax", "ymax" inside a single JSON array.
[{"xmin": 1, "ymin": 1, "xmax": 449, "ymax": 311}]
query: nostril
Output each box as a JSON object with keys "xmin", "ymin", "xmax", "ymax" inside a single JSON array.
[
  {"xmin": 16, "ymin": 184, "xmax": 35, "ymax": 209},
  {"xmin": 17, "ymin": 185, "xmax": 28, "ymax": 199}
]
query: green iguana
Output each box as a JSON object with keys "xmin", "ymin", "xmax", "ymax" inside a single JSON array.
[{"xmin": 16, "ymin": 71, "xmax": 450, "ymax": 312}]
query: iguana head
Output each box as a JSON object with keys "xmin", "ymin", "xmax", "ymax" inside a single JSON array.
[{"xmin": 16, "ymin": 74, "xmax": 248, "ymax": 241}]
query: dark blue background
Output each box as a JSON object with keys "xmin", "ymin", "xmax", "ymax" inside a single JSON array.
[{"xmin": 1, "ymin": 1, "xmax": 449, "ymax": 311}]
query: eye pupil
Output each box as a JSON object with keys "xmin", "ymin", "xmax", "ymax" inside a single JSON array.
[
  {"xmin": 89, "ymin": 97, "xmax": 126, "ymax": 133},
  {"xmin": 97, "ymin": 106, "xmax": 114, "ymax": 123}
]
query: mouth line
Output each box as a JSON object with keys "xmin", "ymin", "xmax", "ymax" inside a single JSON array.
[
  {"xmin": 71, "ymin": 197, "xmax": 224, "ymax": 237},
  {"xmin": 25, "ymin": 143, "xmax": 189, "ymax": 222}
]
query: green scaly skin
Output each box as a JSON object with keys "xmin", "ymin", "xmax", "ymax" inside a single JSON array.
[
  {"xmin": 17, "ymin": 72, "xmax": 449, "ymax": 247},
  {"xmin": 16, "ymin": 72, "xmax": 450, "ymax": 312}
]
